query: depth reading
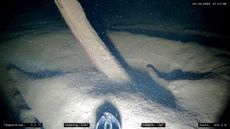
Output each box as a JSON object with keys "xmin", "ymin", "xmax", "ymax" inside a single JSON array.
[{"xmin": 198, "ymin": 123, "xmax": 228, "ymax": 127}]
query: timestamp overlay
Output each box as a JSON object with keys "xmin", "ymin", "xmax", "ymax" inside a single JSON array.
[{"xmin": 192, "ymin": 1, "xmax": 228, "ymax": 6}]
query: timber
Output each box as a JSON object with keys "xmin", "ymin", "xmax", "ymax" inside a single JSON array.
[{"xmin": 55, "ymin": 0, "xmax": 130, "ymax": 82}]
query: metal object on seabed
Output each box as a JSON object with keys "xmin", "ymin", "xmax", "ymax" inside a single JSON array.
[{"xmin": 96, "ymin": 112, "xmax": 121, "ymax": 129}]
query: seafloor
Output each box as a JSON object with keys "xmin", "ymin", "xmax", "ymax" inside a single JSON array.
[{"xmin": 0, "ymin": 0, "xmax": 229, "ymax": 129}]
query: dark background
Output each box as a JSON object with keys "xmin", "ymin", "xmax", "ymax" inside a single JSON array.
[
  {"xmin": 0, "ymin": 0, "xmax": 229, "ymax": 49},
  {"xmin": 0, "ymin": 0, "xmax": 229, "ymax": 34}
]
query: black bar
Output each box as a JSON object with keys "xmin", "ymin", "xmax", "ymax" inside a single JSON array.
[
  {"xmin": 198, "ymin": 123, "xmax": 228, "ymax": 127},
  {"xmin": 141, "ymin": 123, "xmax": 166, "ymax": 127},
  {"xmin": 64, "ymin": 123, "xmax": 90, "ymax": 127}
]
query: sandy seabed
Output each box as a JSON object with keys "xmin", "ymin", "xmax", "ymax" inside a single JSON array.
[{"xmin": 0, "ymin": 26, "xmax": 229, "ymax": 129}]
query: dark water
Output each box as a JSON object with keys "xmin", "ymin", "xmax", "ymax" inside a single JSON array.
[
  {"xmin": 0, "ymin": 0, "xmax": 229, "ymax": 34},
  {"xmin": 81, "ymin": 0, "xmax": 229, "ymax": 33},
  {"xmin": 0, "ymin": 0, "xmax": 229, "ymax": 50},
  {"xmin": 79, "ymin": 0, "xmax": 230, "ymax": 50}
]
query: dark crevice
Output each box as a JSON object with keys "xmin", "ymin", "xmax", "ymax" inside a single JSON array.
[{"xmin": 216, "ymin": 53, "xmax": 230, "ymax": 60}]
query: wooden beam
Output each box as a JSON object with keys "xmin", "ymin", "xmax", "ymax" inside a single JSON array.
[{"xmin": 55, "ymin": 0, "xmax": 130, "ymax": 82}]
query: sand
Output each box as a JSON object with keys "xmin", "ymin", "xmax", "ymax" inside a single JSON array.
[{"xmin": 0, "ymin": 26, "xmax": 229, "ymax": 129}]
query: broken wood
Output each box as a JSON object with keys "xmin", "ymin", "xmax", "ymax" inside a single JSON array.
[{"xmin": 55, "ymin": 0, "xmax": 130, "ymax": 82}]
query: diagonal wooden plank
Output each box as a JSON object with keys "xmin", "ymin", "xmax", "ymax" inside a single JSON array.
[{"xmin": 55, "ymin": 0, "xmax": 130, "ymax": 82}]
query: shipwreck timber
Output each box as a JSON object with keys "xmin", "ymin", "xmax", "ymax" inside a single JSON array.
[{"xmin": 55, "ymin": 0, "xmax": 131, "ymax": 82}]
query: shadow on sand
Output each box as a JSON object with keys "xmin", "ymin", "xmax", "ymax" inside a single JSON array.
[
  {"xmin": 147, "ymin": 64, "xmax": 213, "ymax": 81},
  {"xmin": 6, "ymin": 64, "xmax": 64, "ymax": 79}
]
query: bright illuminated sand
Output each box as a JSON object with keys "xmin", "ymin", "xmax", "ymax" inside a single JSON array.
[{"xmin": 0, "ymin": 27, "xmax": 229, "ymax": 129}]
